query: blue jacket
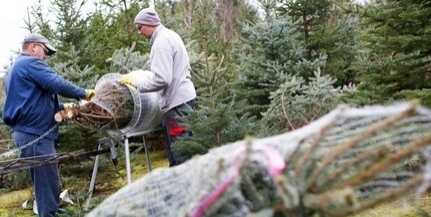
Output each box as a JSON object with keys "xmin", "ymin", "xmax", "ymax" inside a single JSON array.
[{"xmin": 2, "ymin": 53, "xmax": 86, "ymax": 139}]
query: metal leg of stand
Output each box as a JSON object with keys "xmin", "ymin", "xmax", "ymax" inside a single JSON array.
[
  {"xmin": 142, "ymin": 135, "xmax": 152, "ymax": 171},
  {"xmin": 85, "ymin": 143, "xmax": 102, "ymax": 210},
  {"xmin": 123, "ymin": 137, "xmax": 132, "ymax": 184}
]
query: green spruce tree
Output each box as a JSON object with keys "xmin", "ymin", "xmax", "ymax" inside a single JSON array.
[
  {"xmin": 173, "ymin": 51, "xmax": 259, "ymax": 159},
  {"xmin": 347, "ymin": 0, "xmax": 431, "ymax": 107},
  {"xmin": 275, "ymin": 0, "xmax": 359, "ymax": 86},
  {"xmin": 235, "ymin": 16, "xmax": 327, "ymax": 118},
  {"xmin": 260, "ymin": 68, "xmax": 355, "ymax": 136}
]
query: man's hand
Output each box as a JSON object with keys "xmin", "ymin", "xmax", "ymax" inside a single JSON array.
[
  {"xmin": 119, "ymin": 74, "xmax": 137, "ymax": 88},
  {"xmin": 63, "ymin": 103, "xmax": 77, "ymax": 109},
  {"xmin": 83, "ymin": 89, "xmax": 96, "ymax": 101}
]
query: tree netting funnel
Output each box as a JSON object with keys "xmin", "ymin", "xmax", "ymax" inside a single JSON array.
[{"xmin": 66, "ymin": 70, "xmax": 163, "ymax": 134}]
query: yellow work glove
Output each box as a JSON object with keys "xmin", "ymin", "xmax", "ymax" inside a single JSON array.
[
  {"xmin": 119, "ymin": 74, "xmax": 137, "ymax": 88},
  {"xmin": 63, "ymin": 103, "xmax": 77, "ymax": 109},
  {"xmin": 83, "ymin": 89, "xmax": 96, "ymax": 101}
]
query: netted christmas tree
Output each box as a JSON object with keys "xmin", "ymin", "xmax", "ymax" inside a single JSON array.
[
  {"xmin": 55, "ymin": 45, "xmax": 163, "ymax": 137},
  {"xmin": 66, "ymin": 44, "xmax": 151, "ymax": 133},
  {"xmin": 87, "ymin": 101, "xmax": 431, "ymax": 217}
]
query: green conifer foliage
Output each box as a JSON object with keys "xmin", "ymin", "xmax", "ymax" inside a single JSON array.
[
  {"xmin": 0, "ymin": 93, "xmax": 13, "ymax": 152},
  {"xmin": 187, "ymin": 0, "xmax": 230, "ymax": 60},
  {"xmin": 53, "ymin": 46, "xmax": 102, "ymax": 152},
  {"xmin": 350, "ymin": 0, "xmax": 431, "ymax": 106},
  {"xmin": 160, "ymin": 0, "xmax": 264, "ymax": 157},
  {"xmin": 30, "ymin": 0, "xmax": 148, "ymax": 75},
  {"xmin": 260, "ymin": 68, "xmax": 355, "ymax": 136},
  {"xmin": 235, "ymin": 17, "xmax": 327, "ymax": 118},
  {"xmin": 275, "ymin": 0, "xmax": 359, "ymax": 86},
  {"xmin": 107, "ymin": 42, "xmax": 151, "ymax": 74},
  {"xmin": 173, "ymin": 52, "xmax": 259, "ymax": 159}
]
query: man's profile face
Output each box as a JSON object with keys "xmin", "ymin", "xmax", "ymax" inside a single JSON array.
[{"xmin": 136, "ymin": 25, "xmax": 153, "ymax": 39}]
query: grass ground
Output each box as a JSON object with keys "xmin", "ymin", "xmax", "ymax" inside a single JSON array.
[
  {"xmin": 1, "ymin": 149, "xmax": 431, "ymax": 217},
  {"xmin": 352, "ymin": 196, "xmax": 431, "ymax": 217}
]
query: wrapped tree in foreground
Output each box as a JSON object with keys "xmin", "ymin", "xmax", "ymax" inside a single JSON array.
[{"xmin": 86, "ymin": 102, "xmax": 431, "ymax": 216}]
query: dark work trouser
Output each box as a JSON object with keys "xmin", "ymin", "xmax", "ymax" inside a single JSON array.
[
  {"xmin": 14, "ymin": 131, "xmax": 60, "ymax": 217},
  {"xmin": 163, "ymin": 99, "xmax": 195, "ymax": 167}
]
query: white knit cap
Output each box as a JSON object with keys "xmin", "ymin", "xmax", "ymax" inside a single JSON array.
[{"xmin": 134, "ymin": 8, "xmax": 161, "ymax": 26}]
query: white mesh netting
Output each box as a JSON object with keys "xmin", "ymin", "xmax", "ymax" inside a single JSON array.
[
  {"xmin": 87, "ymin": 102, "xmax": 431, "ymax": 217},
  {"xmin": 68, "ymin": 70, "xmax": 163, "ymax": 134}
]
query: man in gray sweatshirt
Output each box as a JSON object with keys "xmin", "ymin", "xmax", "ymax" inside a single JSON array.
[{"xmin": 120, "ymin": 8, "xmax": 196, "ymax": 166}]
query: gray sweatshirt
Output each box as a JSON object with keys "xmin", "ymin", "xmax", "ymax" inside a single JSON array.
[{"xmin": 136, "ymin": 25, "xmax": 196, "ymax": 112}]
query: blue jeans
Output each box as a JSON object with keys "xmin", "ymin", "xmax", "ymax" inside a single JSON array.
[
  {"xmin": 14, "ymin": 131, "xmax": 60, "ymax": 217},
  {"xmin": 163, "ymin": 99, "xmax": 195, "ymax": 167}
]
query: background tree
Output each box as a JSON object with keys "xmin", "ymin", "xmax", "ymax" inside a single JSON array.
[
  {"xmin": 260, "ymin": 68, "xmax": 356, "ymax": 136},
  {"xmin": 275, "ymin": 0, "xmax": 359, "ymax": 86},
  {"xmin": 30, "ymin": 0, "xmax": 150, "ymax": 74},
  {"xmin": 174, "ymin": 51, "xmax": 259, "ymax": 158},
  {"xmin": 234, "ymin": 15, "xmax": 327, "ymax": 118},
  {"xmin": 164, "ymin": 0, "xmax": 262, "ymax": 157},
  {"xmin": 346, "ymin": 0, "xmax": 431, "ymax": 107}
]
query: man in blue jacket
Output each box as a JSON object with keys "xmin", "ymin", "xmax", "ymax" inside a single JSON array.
[{"xmin": 2, "ymin": 33, "xmax": 95, "ymax": 217}]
